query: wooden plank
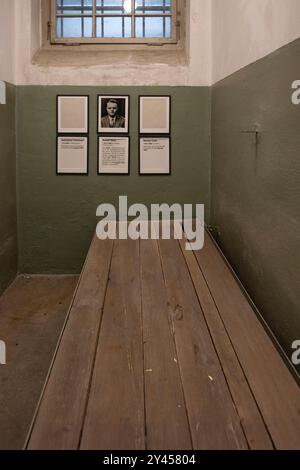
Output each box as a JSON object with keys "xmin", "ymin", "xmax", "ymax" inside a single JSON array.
[
  {"xmin": 194, "ymin": 231, "xmax": 300, "ymax": 450},
  {"xmin": 158, "ymin": 235, "xmax": 248, "ymax": 450},
  {"xmin": 80, "ymin": 238, "xmax": 145, "ymax": 450},
  {"xmin": 27, "ymin": 236, "xmax": 113, "ymax": 450},
  {"xmin": 140, "ymin": 237, "xmax": 192, "ymax": 450},
  {"xmin": 176, "ymin": 230, "xmax": 273, "ymax": 450}
]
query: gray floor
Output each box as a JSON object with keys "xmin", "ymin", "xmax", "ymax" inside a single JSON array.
[{"xmin": 0, "ymin": 275, "xmax": 78, "ymax": 450}]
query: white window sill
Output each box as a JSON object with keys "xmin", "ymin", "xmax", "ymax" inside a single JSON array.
[{"xmin": 32, "ymin": 45, "xmax": 188, "ymax": 68}]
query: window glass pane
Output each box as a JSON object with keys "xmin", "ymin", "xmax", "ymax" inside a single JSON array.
[
  {"xmin": 96, "ymin": 17, "xmax": 103, "ymax": 37},
  {"xmin": 102, "ymin": 16, "xmax": 131, "ymax": 37},
  {"xmin": 123, "ymin": 0, "xmax": 132, "ymax": 14},
  {"xmin": 56, "ymin": 18, "xmax": 62, "ymax": 37},
  {"xmin": 135, "ymin": 17, "xmax": 143, "ymax": 37},
  {"xmin": 56, "ymin": 0, "xmax": 93, "ymax": 15},
  {"xmin": 165, "ymin": 16, "xmax": 171, "ymax": 38},
  {"xmin": 135, "ymin": 16, "xmax": 167, "ymax": 38},
  {"xmin": 96, "ymin": 0, "xmax": 127, "ymax": 14},
  {"xmin": 83, "ymin": 17, "xmax": 93, "ymax": 36},
  {"xmin": 124, "ymin": 17, "xmax": 132, "ymax": 37},
  {"xmin": 59, "ymin": 16, "xmax": 92, "ymax": 37},
  {"xmin": 62, "ymin": 17, "xmax": 82, "ymax": 37},
  {"xmin": 135, "ymin": 0, "xmax": 170, "ymax": 14}
]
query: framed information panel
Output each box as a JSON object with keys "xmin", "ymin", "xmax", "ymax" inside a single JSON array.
[
  {"xmin": 57, "ymin": 136, "xmax": 88, "ymax": 175},
  {"xmin": 57, "ymin": 95, "xmax": 89, "ymax": 134},
  {"xmin": 98, "ymin": 136, "xmax": 130, "ymax": 175},
  {"xmin": 139, "ymin": 96, "xmax": 171, "ymax": 134},
  {"xmin": 139, "ymin": 137, "xmax": 171, "ymax": 175}
]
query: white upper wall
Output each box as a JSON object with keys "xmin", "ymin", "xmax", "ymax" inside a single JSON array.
[
  {"xmin": 4, "ymin": 1, "xmax": 300, "ymax": 86},
  {"xmin": 0, "ymin": 0, "xmax": 15, "ymax": 83},
  {"xmin": 212, "ymin": 0, "xmax": 300, "ymax": 84},
  {"xmin": 14, "ymin": 0, "xmax": 212, "ymax": 86}
]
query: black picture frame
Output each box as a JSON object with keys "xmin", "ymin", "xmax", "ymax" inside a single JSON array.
[
  {"xmin": 56, "ymin": 95, "xmax": 89, "ymax": 135},
  {"xmin": 97, "ymin": 135, "xmax": 130, "ymax": 176},
  {"xmin": 56, "ymin": 135, "xmax": 89, "ymax": 176},
  {"xmin": 139, "ymin": 136, "xmax": 171, "ymax": 176},
  {"xmin": 97, "ymin": 95, "xmax": 130, "ymax": 135},
  {"xmin": 138, "ymin": 95, "xmax": 171, "ymax": 135}
]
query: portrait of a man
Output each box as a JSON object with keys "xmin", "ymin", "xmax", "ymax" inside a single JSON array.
[{"xmin": 98, "ymin": 96, "xmax": 129, "ymax": 134}]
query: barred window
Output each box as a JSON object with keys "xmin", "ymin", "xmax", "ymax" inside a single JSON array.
[{"xmin": 50, "ymin": 0, "xmax": 178, "ymax": 44}]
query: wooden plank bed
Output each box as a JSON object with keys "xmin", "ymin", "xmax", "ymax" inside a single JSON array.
[{"xmin": 26, "ymin": 228, "xmax": 300, "ymax": 450}]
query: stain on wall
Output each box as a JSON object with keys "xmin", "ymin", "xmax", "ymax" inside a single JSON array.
[
  {"xmin": 17, "ymin": 86, "xmax": 211, "ymax": 274},
  {"xmin": 0, "ymin": 83, "xmax": 18, "ymax": 294},
  {"xmin": 211, "ymin": 38, "xmax": 300, "ymax": 371}
]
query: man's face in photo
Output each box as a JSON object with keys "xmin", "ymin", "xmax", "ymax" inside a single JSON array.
[{"xmin": 106, "ymin": 101, "xmax": 118, "ymax": 118}]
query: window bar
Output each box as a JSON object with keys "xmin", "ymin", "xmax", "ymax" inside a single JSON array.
[
  {"xmin": 61, "ymin": 0, "xmax": 64, "ymax": 37},
  {"xmin": 81, "ymin": 0, "xmax": 84, "ymax": 38},
  {"xmin": 163, "ymin": 0, "xmax": 166, "ymax": 37},
  {"xmin": 122, "ymin": 1, "xmax": 125, "ymax": 38},
  {"xmin": 131, "ymin": 0, "xmax": 135, "ymax": 38},
  {"xmin": 142, "ymin": 0, "xmax": 145, "ymax": 38},
  {"xmin": 101, "ymin": 0, "xmax": 104, "ymax": 38},
  {"xmin": 92, "ymin": 0, "xmax": 96, "ymax": 38}
]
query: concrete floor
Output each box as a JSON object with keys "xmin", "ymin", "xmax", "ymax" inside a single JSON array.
[{"xmin": 0, "ymin": 275, "xmax": 78, "ymax": 450}]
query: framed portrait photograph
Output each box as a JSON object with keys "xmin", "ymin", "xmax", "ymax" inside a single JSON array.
[
  {"xmin": 98, "ymin": 136, "xmax": 130, "ymax": 175},
  {"xmin": 57, "ymin": 95, "xmax": 89, "ymax": 134},
  {"xmin": 139, "ymin": 96, "xmax": 171, "ymax": 134},
  {"xmin": 57, "ymin": 136, "xmax": 88, "ymax": 175},
  {"xmin": 139, "ymin": 137, "xmax": 171, "ymax": 175},
  {"xmin": 98, "ymin": 95, "xmax": 129, "ymax": 134}
]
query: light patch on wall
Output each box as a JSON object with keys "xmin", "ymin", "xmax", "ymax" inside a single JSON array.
[{"xmin": 0, "ymin": 81, "xmax": 6, "ymax": 104}]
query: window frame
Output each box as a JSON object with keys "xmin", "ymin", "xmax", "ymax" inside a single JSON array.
[{"xmin": 50, "ymin": 0, "xmax": 178, "ymax": 45}]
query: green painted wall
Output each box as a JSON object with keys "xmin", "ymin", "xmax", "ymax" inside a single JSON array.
[
  {"xmin": 211, "ymin": 39, "xmax": 300, "ymax": 371},
  {"xmin": 4, "ymin": 47, "xmax": 300, "ymax": 373},
  {"xmin": 17, "ymin": 86, "xmax": 211, "ymax": 274},
  {"xmin": 0, "ymin": 83, "xmax": 18, "ymax": 294}
]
